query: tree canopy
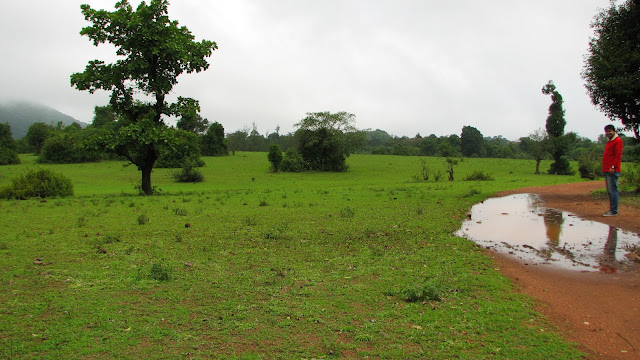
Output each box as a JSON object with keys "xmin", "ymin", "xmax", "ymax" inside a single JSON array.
[
  {"xmin": 460, "ymin": 126, "xmax": 485, "ymax": 157},
  {"xmin": 70, "ymin": 0, "xmax": 217, "ymax": 194},
  {"xmin": 583, "ymin": 0, "xmax": 640, "ymax": 139},
  {"xmin": 0, "ymin": 123, "xmax": 20, "ymax": 165},
  {"xmin": 293, "ymin": 112, "xmax": 363, "ymax": 172}
]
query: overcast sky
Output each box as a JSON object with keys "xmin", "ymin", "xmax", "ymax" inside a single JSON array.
[{"xmin": 0, "ymin": 0, "xmax": 618, "ymax": 140}]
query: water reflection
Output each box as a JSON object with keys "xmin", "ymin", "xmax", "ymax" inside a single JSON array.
[{"xmin": 456, "ymin": 193, "xmax": 640, "ymax": 272}]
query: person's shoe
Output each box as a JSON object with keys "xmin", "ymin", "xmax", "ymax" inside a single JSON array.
[{"xmin": 603, "ymin": 211, "xmax": 617, "ymax": 217}]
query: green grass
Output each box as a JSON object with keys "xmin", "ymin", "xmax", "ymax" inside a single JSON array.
[{"xmin": 0, "ymin": 153, "xmax": 591, "ymax": 359}]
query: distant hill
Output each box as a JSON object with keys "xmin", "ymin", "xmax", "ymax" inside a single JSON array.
[{"xmin": 0, "ymin": 101, "xmax": 89, "ymax": 139}]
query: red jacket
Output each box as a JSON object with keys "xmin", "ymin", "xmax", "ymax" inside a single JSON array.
[{"xmin": 602, "ymin": 136, "xmax": 623, "ymax": 173}]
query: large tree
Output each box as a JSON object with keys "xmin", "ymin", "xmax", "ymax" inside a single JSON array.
[
  {"xmin": 583, "ymin": 0, "xmax": 640, "ymax": 139},
  {"xmin": 0, "ymin": 123, "xmax": 20, "ymax": 165},
  {"xmin": 294, "ymin": 111, "xmax": 363, "ymax": 172},
  {"xmin": 519, "ymin": 128, "xmax": 548, "ymax": 174},
  {"xmin": 200, "ymin": 122, "xmax": 228, "ymax": 156},
  {"xmin": 25, "ymin": 122, "xmax": 54, "ymax": 155},
  {"xmin": 460, "ymin": 126, "xmax": 485, "ymax": 157},
  {"xmin": 541, "ymin": 81, "xmax": 572, "ymax": 175},
  {"xmin": 71, "ymin": 0, "xmax": 217, "ymax": 194}
]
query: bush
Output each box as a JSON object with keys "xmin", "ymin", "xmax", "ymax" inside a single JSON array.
[
  {"xmin": 156, "ymin": 129, "xmax": 204, "ymax": 168},
  {"xmin": 548, "ymin": 157, "xmax": 575, "ymax": 175},
  {"xmin": 38, "ymin": 133, "xmax": 102, "ymax": 164},
  {"xmin": 622, "ymin": 163, "xmax": 640, "ymax": 192},
  {"xmin": 464, "ymin": 170, "xmax": 494, "ymax": 181},
  {"xmin": 399, "ymin": 284, "xmax": 442, "ymax": 302},
  {"xmin": 172, "ymin": 160, "xmax": 204, "ymax": 182},
  {"xmin": 577, "ymin": 148, "xmax": 602, "ymax": 180},
  {"xmin": 280, "ymin": 149, "xmax": 306, "ymax": 172},
  {"xmin": 148, "ymin": 263, "xmax": 171, "ymax": 281},
  {"xmin": 268, "ymin": 144, "xmax": 283, "ymax": 172},
  {"xmin": 2, "ymin": 169, "xmax": 73, "ymax": 199},
  {"xmin": 137, "ymin": 214, "xmax": 150, "ymax": 225},
  {"xmin": 0, "ymin": 147, "xmax": 20, "ymax": 165}
]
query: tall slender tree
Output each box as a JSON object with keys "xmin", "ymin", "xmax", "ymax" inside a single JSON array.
[{"xmin": 541, "ymin": 81, "xmax": 573, "ymax": 175}]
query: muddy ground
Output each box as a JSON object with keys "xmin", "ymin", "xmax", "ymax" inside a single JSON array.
[{"xmin": 494, "ymin": 181, "xmax": 639, "ymax": 360}]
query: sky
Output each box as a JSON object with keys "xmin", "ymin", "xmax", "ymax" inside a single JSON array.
[{"xmin": 0, "ymin": 0, "xmax": 620, "ymax": 141}]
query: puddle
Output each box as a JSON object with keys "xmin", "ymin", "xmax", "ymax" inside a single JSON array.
[{"xmin": 456, "ymin": 194, "xmax": 640, "ymax": 272}]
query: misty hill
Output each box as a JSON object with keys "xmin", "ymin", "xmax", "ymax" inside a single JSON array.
[{"xmin": 0, "ymin": 101, "xmax": 89, "ymax": 139}]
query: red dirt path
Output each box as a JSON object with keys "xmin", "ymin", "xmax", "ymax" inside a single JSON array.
[{"xmin": 494, "ymin": 181, "xmax": 640, "ymax": 360}]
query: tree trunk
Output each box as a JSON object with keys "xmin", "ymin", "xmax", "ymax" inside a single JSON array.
[
  {"xmin": 535, "ymin": 159, "xmax": 541, "ymax": 174},
  {"xmin": 141, "ymin": 164, "xmax": 153, "ymax": 195}
]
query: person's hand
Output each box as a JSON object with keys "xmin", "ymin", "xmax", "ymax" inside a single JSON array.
[{"xmin": 609, "ymin": 168, "xmax": 615, "ymax": 174}]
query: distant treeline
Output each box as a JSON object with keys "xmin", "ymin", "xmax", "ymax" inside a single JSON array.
[
  {"xmin": 225, "ymin": 125, "xmax": 638, "ymax": 163},
  {"xmin": 2, "ymin": 110, "xmax": 639, "ymax": 168}
]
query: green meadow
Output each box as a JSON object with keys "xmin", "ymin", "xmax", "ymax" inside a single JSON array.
[{"xmin": 0, "ymin": 154, "xmax": 589, "ymax": 359}]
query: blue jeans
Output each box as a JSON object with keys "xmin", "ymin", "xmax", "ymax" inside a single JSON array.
[{"xmin": 604, "ymin": 172, "xmax": 620, "ymax": 213}]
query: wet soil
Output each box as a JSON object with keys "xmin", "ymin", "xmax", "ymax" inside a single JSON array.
[{"xmin": 494, "ymin": 181, "xmax": 640, "ymax": 360}]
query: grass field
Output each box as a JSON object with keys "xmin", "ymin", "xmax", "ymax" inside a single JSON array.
[{"xmin": 0, "ymin": 153, "xmax": 591, "ymax": 359}]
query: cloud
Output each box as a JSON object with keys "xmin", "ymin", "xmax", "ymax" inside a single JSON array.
[{"xmin": 0, "ymin": 0, "xmax": 614, "ymax": 140}]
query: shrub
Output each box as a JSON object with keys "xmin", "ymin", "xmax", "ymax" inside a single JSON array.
[
  {"xmin": 622, "ymin": 163, "xmax": 640, "ymax": 192},
  {"xmin": 577, "ymin": 148, "xmax": 602, "ymax": 180},
  {"xmin": 38, "ymin": 133, "xmax": 102, "ymax": 164},
  {"xmin": 433, "ymin": 170, "xmax": 443, "ymax": 182},
  {"xmin": 149, "ymin": 263, "xmax": 171, "ymax": 281},
  {"xmin": 268, "ymin": 144, "xmax": 283, "ymax": 172},
  {"xmin": 280, "ymin": 149, "xmax": 306, "ymax": 172},
  {"xmin": 172, "ymin": 160, "xmax": 204, "ymax": 182},
  {"xmin": 0, "ymin": 147, "xmax": 20, "ymax": 165},
  {"xmin": 340, "ymin": 206, "xmax": 355, "ymax": 218},
  {"xmin": 400, "ymin": 284, "xmax": 442, "ymax": 302},
  {"xmin": 137, "ymin": 214, "xmax": 150, "ymax": 225},
  {"xmin": 464, "ymin": 170, "xmax": 494, "ymax": 181},
  {"xmin": 2, "ymin": 169, "xmax": 73, "ymax": 199},
  {"xmin": 156, "ymin": 129, "xmax": 204, "ymax": 168}
]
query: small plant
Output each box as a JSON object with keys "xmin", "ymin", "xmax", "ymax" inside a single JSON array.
[
  {"xmin": 462, "ymin": 188, "xmax": 481, "ymax": 198},
  {"xmin": 416, "ymin": 159, "xmax": 430, "ymax": 181},
  {"xmin": 340, "ymin": 206, "xmax": 356, "ymax": 218},
  {"xmin": 464, "ymin": 170, "xmax": 494, "ymax": 181},
  {"xmin": 77, "ymin": 216, "xmax": 88, "ymax": 227},
  {"xmin": 400, "ymin": 284, "xmax": 442, "ymax": 302},
  {"xmin": 173, "ymin": 208, "xmax": 188, "ymax": 216},
  {"xmin": 134, "ymin": 183, "xmax": 161, "ymax": 195},
  {"xmin": 264, "ymin": 230, "xmax": 283, "ymax": 240},
  {"xmin": 1, "ymin": 168, "xmax": 73, "ymax": 199},
  {"xmin": 137, "ymin": 214, "xmax": 150, "ymax": 225},
  {"xmin": 445, "ymin": 158, "xmax": 458, "ymax": 181},
  {"xmin": 94, "ymin": 234, "xmax": 121, "ymax": 246},
  {"xmin": 433, "ymin": 170, "xmax": 443, "ymax": 182},
  {"xmin": 149, "ymin": 263, "xmax": 171, "ymax": 281},
  {"xmin": 245, "ymin": 216, "xmax": 258, "ymax": 226}
]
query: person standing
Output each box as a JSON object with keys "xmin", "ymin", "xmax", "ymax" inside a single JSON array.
[{"xmin": 602, "ymin": 124, "xmax": 623, "ymax": 216}]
